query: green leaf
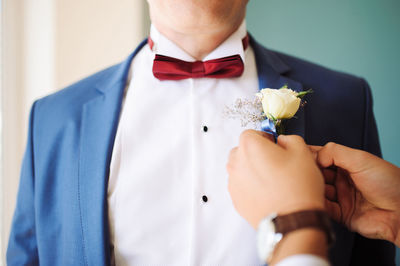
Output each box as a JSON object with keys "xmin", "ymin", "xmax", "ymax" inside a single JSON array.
[
  {"xmin": 268, "ymin": 113, "xmax": 277, "ymax": 123},
  {"xmin": 297, "ymin": 89, "xmax": 313, "ymax": 99},
  {"xmin": 276, "ymin": 124, "xmax": 285, "ymax": 135},
  {"xmin": 279, "ymin": 84, "xmax": 289, "ymax": 90}
]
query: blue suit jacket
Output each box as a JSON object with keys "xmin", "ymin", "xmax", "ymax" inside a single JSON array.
[{"xmin": 7, "ymin": 37, "xmax": 395, "ymax": 265}]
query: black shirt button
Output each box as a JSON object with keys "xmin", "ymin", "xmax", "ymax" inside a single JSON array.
[
  {"xmin": 202, "ymin": 195, "xmax": 208, "ymax": 202},
  {"xmin": 203, "ymin": 126, "xmax": 208, "ymax": 132}
]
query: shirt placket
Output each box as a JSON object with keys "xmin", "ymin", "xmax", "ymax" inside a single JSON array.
[
  {"xmin": 188, "ymin": 76, "xmax": 207, "ymax": 264},
  {"xmin": 189, "ymin": 77, "xmax": 218, "ymax": 264}
]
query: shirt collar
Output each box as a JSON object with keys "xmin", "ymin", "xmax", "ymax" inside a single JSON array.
[{"xmin": 149, "ymin": 19, "xmax": 248, "ymax": 62}]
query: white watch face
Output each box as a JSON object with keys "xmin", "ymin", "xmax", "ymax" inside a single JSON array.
[{"xmin": 257, "ymin": 213, "xmax": 283, "ymax": 263}]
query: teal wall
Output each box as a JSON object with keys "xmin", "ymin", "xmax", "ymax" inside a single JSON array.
[
  {"xmin": 246, "ymin": 1, "xmax": 400, "ymax": 264},
  {"xmin": 247, "ymin": 0, "xmax": 400, "ymax": 167}
]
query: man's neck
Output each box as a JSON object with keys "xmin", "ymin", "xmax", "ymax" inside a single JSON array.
[{"xmin": 152, "ymin": 19, "xmax": 244, "ymax": 60}]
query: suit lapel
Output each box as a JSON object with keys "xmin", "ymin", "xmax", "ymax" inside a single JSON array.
[
  {"xmin": 78, "ymin": 40, "xmax": 146, "ymax": 266},
  {"xmin": 251, "ymin": 36, "xmax": 305, "ymax": 138}
]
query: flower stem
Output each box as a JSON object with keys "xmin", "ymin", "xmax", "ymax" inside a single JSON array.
[{"xmin": 275, "ymin": 120, "xmax": 285, "ymax": 135}]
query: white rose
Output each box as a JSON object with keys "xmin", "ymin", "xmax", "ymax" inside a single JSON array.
[{"xmin": 256, "ymin": 88, "xmax": 301, "ymax": 120}]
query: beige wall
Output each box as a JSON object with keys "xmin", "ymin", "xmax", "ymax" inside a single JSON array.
[
  {"xmin": 55, "ymin": 0, "xmax": 149, "ymax": 89},
  {"xmin": 1, "ymin": 1, "xmax": 150, "ymax": 264},
  {"xmin": 1, "ymin": 1, "xmax": 26, "ymax": 264}
]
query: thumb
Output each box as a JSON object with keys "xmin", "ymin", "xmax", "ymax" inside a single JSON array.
[
  {"xmin": 239, "ymin": 129, "xmax": 280, "ymax": 158},
  {"xmin": 244, "ymin": 129, "xmax": 275, "ymax": 142},
  {"xmin": 239, "ymin": 129, "xmax": 276, "ymax": 148},
  {"xmin": 277, "ymin": 135, "xmax": 308, "ymax": 151},
  {"xmin": 317, "ymin": 142, "xmax": 373, "ymax": 174}
]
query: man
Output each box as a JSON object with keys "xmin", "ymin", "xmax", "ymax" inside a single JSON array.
[
  {"xmin": 7, "ymin": 0, "xmax": 395, "ymax": 265},
  {"xmin": 227, "ymin": 131, "xmax": 400, "ymax": 265}
]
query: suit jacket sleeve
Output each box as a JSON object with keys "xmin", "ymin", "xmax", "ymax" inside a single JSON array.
[
  {"xmin": 7, "ymin": 101, "xmax": 39, "ymax": 265},
  {"xmin": 349, "ymin": 80, "xmax": 396, "ymax": 265}
]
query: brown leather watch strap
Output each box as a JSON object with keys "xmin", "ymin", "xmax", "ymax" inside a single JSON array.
[{"xmin": 273, "ymin": 210, "xmax": 334, "ymax": 245}]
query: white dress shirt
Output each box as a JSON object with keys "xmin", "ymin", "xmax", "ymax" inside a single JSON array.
[{"xmin": 107, "ymin": 20, "xmax": 330, "ymax": 266}]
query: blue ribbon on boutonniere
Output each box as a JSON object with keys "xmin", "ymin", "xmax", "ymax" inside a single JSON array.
[{"xmin": 261, "ymin": 119, "xmax": 278, "ymax": 140}]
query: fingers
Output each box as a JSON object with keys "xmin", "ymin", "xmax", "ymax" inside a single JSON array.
[
  {"xmin": 232, "ymin": 129, "xmax": 273, "ymax": 161},
  {"xmin": 226, "ymin": 147, "xmax": 238, "ymax": 174},
  {"xmin": 239, "ymin": 130, "xmax": 274, "ymax": 145},
  {"xmin": 240, "ymin": 132, "xmax": 307, "ymax": 155},
  {"xmin": 325, "ymin": 199, "xmax": 342, "ymax": 223},
  {"xmin": 252, "ymin": 130, "xmax": 276, "ymax": 142},
  {"xmin": 317, "ymin": 142, "xmax": 370, "ymax": 174},
  {"xmin": 239, "ymin": 129, "xmax": 278, "ymax": 156},
  {"xmin": 309, "ymin": 145, "xmax": 322, "ymax": 161},
  {"xmin": 325, "ymin": 184, "xmax": 337, "ymax": 202},
  {"xmin": 240, "ymin": 129, "xmax": 274, "ymax": 142},
  {"xmin": 277, "ymin": 135, "xmax": 308, "ymax": 152},
  {"xmin": 322, "ymin": 168, "xmax": 337, "ymax": 185},
  {"xmin": 309, "ymin": 145, "xmax": 322, "ymax": 153}
]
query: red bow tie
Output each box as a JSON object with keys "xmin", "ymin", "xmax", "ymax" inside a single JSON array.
[{"xmin": 149, "ymin": 35, "xmax": 249, "ymax": 81}]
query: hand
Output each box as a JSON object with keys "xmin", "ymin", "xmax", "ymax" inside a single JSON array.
[
  {"xmin": 315, "ymin": 142, "xmax": 400, "ymax": 246},
  {"xmin": 227, "ymin": 130, "xmax": 325, "ymax": 229}
]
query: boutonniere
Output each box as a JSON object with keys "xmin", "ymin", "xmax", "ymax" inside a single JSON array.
[
  {"xmin": 224, "ymin": 85, "xmax": 312, "ymax": 137},
  {"xmin": 256, "ymin": 85, "xmax": 312, "ymax": 137}
]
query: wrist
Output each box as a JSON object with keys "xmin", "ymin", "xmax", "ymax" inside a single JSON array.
[
  {"xmin": 270, "ymin": 228, "xmax": 328, "ymax": 265},
  {"xmin": 275, "ymin": 201, "xmax": 325, "ymax": 216},
  {"xmin": 256, "ymin": 209, "xmax": 334, "ymax": 264}
]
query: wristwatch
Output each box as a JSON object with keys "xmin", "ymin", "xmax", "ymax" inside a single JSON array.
[{"xmin": 256, "ymin": 210, "xmax": 334, "ymax": 263}]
